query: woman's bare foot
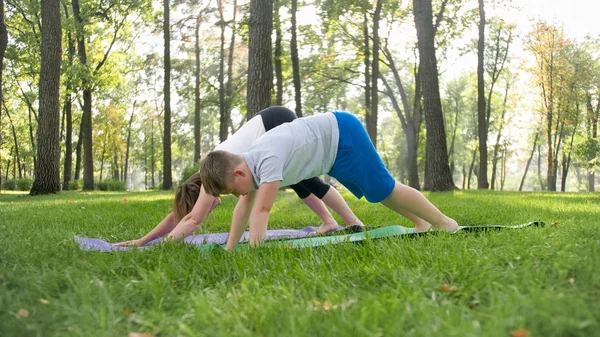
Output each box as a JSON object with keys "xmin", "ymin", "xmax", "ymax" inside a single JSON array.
[
  {"xmin": 414, "ymin": 221, "xmax": 432, "ymax": 233},
  {"xmin": 431, "ymin": 217, "xmax": 458, "ymax": 233},
  {"xmin": 310, "ymin": 221, "xmax": 340, "ymax": 235}
]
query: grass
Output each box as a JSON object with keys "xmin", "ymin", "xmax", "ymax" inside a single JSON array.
[{"xmin": 0, "ymin": 188, "xmax": 599, "ymax": 337}]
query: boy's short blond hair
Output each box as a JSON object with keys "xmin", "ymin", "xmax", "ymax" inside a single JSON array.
[{"xmin": 199, "ymin": 150, "xmax": 243, "ymax": 196}]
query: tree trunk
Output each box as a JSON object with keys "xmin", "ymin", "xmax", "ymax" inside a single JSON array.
[
  {"xmin": 0, "ymin": 0, "xmax": 7, "ymax": 191},
  {"xmin": 124, "ymin": 102, "xmax": 135, "ymax": 189},
  {"xmin": 490, "ymin": 80, "xmax": 510, "ymax": 190},
  {"xmin": 273, "ymin": 0, "xmax": 283, "ymax": 106},
  {"xmin": 217, "ymin": 0, "xmax": 227, "ymax": 141},
  {"xmin": 246, "ymin": 0, "xmax": 273, "ymax": 118},
  {"xmin": 31, "ymin": 0, "xmax": 62, "ymax": 195},
  {"xmin": 476, "ymin": 0, "xmax": 488, "ymax": 189},
  {"xmin": 448, "ymin": 97, "xmax": 460, "ymax": 176},
  {"xmin": 194, "ymin": 15, "xmax": 202, "ymax": 164},
  {"xmin": 4, "ymin": 107, "xmax": 22, "ymax": 179},
  {"xmin": 519, "ymin": 131, "xmax": 539, "ymax": 191},
  {"xmin": 290, "ymin": 0, "xmax": 302, "ymax": 117},
  {"xmin": 27, "ymin": 105, "xmax": 37, "ymax": 174},
  {"xmin": 367, "ymin": 0, "xmax": 383, "ymax": 148},
  {"xmin": 226, "ymin": 0, "xmax": 238, "ymax": 134},
  {"xmin": 62, "ymin": 6, "xmax": 75, "ymax": 190},
  {"xmin": 413, "ymin": 0, "xmax": 455, "ymax": 191},
  {"xmin": 379, "ymin": 47, "xmax": 420, "ymax": 189},
  {"xmin": 151, "ymin": 118, "xmax": 156, "ymax": 188},
  {"xmin": 162, "ymin": 0, "xmax": 173, "ymax": 190},
  {"xmin": 72, "ymin": 0, "xmax": 94, "ymax": 190},
  {"xmin": 74, "ymin": 126, "xmax": 82, "ymax": 180},
  {"xmin": 363, "ymin": 13, "xmax": 371, "ymax": 130},
  {"xmin": 467, "ymin": 147, "xmax": 477, "ymax": 190},
  {"xmin": 537, "ymin": 143, "xmax": 545, "ymax": 190}
]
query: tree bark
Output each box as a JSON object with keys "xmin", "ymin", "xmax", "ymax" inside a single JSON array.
[
  {"xmin": 124, "ymin": 102, "xmax": 135, "ymax": 189},
  {"xmin": 194, "ymin": 15, "xmax": 202, "ymax": 164},
  {"xmin": 72, "ymin": 0, "xmax": 94, "ymax": 190},
  {"xmin": 290, "ymin": 0, "xmax": 302, "ymax": 116},
  {"xmin": 0, "ymin": 0, "xmax": 7, "ymax": 191},
  {"xmin": 363, "ymin": 13, "xmax": 371, "ymax": 130},
  {"xmin": 519, "ymin": 131, "xmax": 539, "ymax": 192},
  {"xmin": 62, "ymin": 3, "xmax": 75, "ymax": 190},
  {"xmin": 162, "ymin": 0, "xmax": 173, "ymax": 190},
  {"xmin": 490, "ymin": 80, "xmax": 509, "ymax": 190},
  {"xmin": 413, "ymin": 0, "xmax": 455, "ymax": 191},
  {"xmin": 226, "ymin": 0, "xmax": 238, "ymax": 134},
  {"xmin": 4, "ymin": 106, "xmax": 22, "ymax": 178},
  {"xmin": 367, "ymin": 0, "xmax": 383, "ymax": 148},
  {"xmin": 246, "ymin": 0, "xmax": 273, "ymax": 118},
  {"xmin": 217, "ymin": 0, "xmax": 228, "ymax": 141},
  {"xmin": 476, "ymin": 0, "xmax": 488, "ymax": 189},
  {"xmin": 273, "ymin": 0, "xmax": 283, "ymax": 106},
  {"xmin": 31, "ymin": 0, "xmax": 62, "ymax": 195}
]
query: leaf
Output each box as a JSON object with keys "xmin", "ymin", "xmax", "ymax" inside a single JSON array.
[
  {"xmin": 439, "ymin": 284, "xmax": 457, "ymax": 293},
  {"xmin": 17, "ymin": 309, "xmax": 29, "ymax": 318},
  {"xmin": 123, "ymin": 197, "xmax": 129, "ymax": 204},
  {"xmin": 510, "ymin": 328, "xmax": 530, "ymax": 337},
  {"xmin": 39, "ymin": 298, "xmax": 49, "ymax": 304}
]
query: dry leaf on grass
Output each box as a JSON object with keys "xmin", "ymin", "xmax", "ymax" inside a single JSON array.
[
  {"xmin": 39, "ymin": 298, "xmax": 49, "ymax": 304},
  {"xmin": 123, "ymin": 197, "xmax": 129, "ymax": 204},
  {"xmin": 510, "ymin": 328, "xmax": 530, "ymax": 337},
  {"xmin": 439, "ymin": 284, "xmax": 457, "ymax": 293},
  {"xmin": 17, "ymin": 309, "xmax": 29, "ymax": 318}
]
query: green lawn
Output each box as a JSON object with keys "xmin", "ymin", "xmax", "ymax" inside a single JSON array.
[{"xmin": 1, "ymin": 189, "xmax": 598, "ymax": 337}]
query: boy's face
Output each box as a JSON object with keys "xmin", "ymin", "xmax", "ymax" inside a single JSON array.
[{"xmin": 224, "ymin": 169, "xmax": 254, "ymax": 197}]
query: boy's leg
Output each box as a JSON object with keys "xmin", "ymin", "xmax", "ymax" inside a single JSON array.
[{"xmin": 380, "ymin": 182, "xmax": 458, "ymax": 232}]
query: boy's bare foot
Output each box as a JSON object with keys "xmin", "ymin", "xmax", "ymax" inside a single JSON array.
[{"xmin": 310, "ymin": 221, "xmax": 340, "ymax": 235}]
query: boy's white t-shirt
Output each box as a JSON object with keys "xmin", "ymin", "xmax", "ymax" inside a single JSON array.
[
  {"xmin": 242, "ymin": 113, "xmax": 339, "ymax": 188},
  {"xmin": 213, "ymin": 115, "xmax": 266, "ymax": 154}
]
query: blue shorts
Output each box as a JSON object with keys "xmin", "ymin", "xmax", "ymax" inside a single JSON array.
[{"xmin": 328, "ymin": 112, "xmax": 396, "ymax": 203}]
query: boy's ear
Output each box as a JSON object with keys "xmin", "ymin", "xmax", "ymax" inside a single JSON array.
[{"xmin": 233, "ymin": 167, "xmax": 245, "ymax": 176}]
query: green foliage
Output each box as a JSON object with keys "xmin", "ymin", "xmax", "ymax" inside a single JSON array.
[
  {"xmin": 16, "ymin": 178, "xmax": 33, "ymax": 191},
  {"xmin": 68, "ymin": 180, "xmax": 83, "ymax": 191},
  {"xmin": 96, "ymin": 179, "xmax": 126, "ymax": 191},
  {"xmin": 2, "ymin": 179, "xmax": 17, "ymax": 190}
]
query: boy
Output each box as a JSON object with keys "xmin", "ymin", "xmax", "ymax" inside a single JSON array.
[{"xmin": 200, "ymin": 112, "xmax": 458, "ymax": 251}]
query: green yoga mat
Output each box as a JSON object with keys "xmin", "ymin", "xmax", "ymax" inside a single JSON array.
[{"xmin": 196, "ymin": 221, "xmax": 545, "ymax": 253}]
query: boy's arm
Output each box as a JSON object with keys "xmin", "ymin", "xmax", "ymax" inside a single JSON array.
[
  {"xmin": 112, "ymin": 212, "xmax": 176, "ymax": 246},
  {"xmin": 167, "ymin": 186, "xmax": 217, "ymax": 241},
  {"xmin": 248, "ymin": 181, "xmax": 281, "ymax": 246},
  {"xmin": 225, "ymin": 191, "xmax": 256, "ymax": 251}
]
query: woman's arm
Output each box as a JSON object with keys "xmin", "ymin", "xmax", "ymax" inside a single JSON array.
[
  {"xmin": 167, "ymin": 185, "xmax": 219, "ymax": 240},
  {"xmin": 111, "ymin": 212, "xmax": 177, "ymax": 246}
]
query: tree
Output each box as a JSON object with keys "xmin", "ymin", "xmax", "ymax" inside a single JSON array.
[
  {"xmin": 366, "ymin": 0, "xmax": 382, "ymax": 148},
  {"xmin": 0, "ymin": 0, "xmax": 7, "ymax": 191},
  {"xmin": 476, "ymin": 0, "xmax": 488, "ymax": 189},
  {"xmin": 163, "ymin": 0, "xmax": 173, "ymax": 190},
  {"xmin": 290, "ymin": 0, "xmax": 302, "ymax": 117},
  {"xmin": 30, "ymin": 0, "xmax": 61, "ymax": 194},
  {"xmin": 246, "ymin": 0, "xmax": 273, "ymax": 118},
  {"xmin": 413, "ymin": 0, "xmax": 455, "ymax": 191}
]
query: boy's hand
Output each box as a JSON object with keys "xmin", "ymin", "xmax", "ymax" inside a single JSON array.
[{"xmin": 249, "ymin": 181, "xmax": 280, "ymax": 246}]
